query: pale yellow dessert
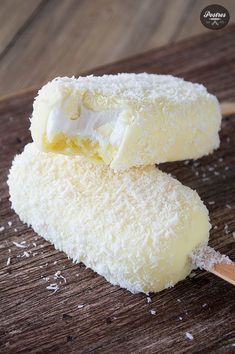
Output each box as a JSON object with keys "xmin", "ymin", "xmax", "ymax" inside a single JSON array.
[
  {"xmin": 30, "ymin": 74, "xmax": 221, "ymax": 171},
  {"xmin": 8, "ymin": 143, "xmax": 210, "ymax": 293}
]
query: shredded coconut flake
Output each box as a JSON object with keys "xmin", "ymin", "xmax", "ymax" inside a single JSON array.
[
  {"xmin": 150, "ymin": 310, "xmax": 156, "ymax": 315},
  {"xmin": 185, "ymin": 332, "xmax": 194, "ymax": 340},
  {"xmin": 54, "ymin": 270, "xmax": 66, "ymax": 283},
  {"xmin": 77, "ymin": 304, "xmax": 85, "ymax": 309},
  {"xmin": 0, "ymin": 226, "xmax": 5, "ymax": 232},
  {"xmin": 37, "ymin": 74, "xmax": 213, "ymax": 104},
  {"xmin": 6, "ymin": 257, "xmax": 11, "ymax": 266},
  {"xmin": 46, "ymin": 284, "xmax": 59, "ymax": 293},
  {"xmin": 13, "ymin": 241, "xmax": 27, "ymax": 248},
  {"xmin": 22, "ymin": 251, "xmax": 30, "ymax": 257},
  {"xmin": 191, "ymin": 245, "xmax": 232, "ymax": 271},
  {"xmin": 224, "ymin": 224, "xmax": 229, "ymax": 234}
]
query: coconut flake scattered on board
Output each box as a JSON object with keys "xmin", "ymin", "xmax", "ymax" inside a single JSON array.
[
  {"xmin": 224, "ymin": 224, "xmax": 229, "ymax": 234},
  {"xmin": 12, "ymin": 241, "xmax": 27, "ymax": 248},
  {"xmin": 54, "ymin": 270, "xmax": 66, "ymax": 283},
  {"xmin": 191, "ymin": 245, "xmax": 232, "ymax": 271},
  {"xmin": 46, "ymin": 283, "xmax": 59, "ymax": 294},
  {"xmin": 185, "ymin": 332, "xmax": 194, "ymax": 340},
  {"xmin": 22, "ymin": 251, "xmax": 30, "ymax": 258},
  {"xmin": 77, "ymin": 304, "xmax": 85, "ymax": 309},
  {"xmin": 150, "ymin": 310, "xmax": 156, "ymax": 315}
]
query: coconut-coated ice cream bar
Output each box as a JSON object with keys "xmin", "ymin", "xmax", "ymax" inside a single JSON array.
[
  {"xmin": 30, "ymin": 73, "xmax": 222, "ymax": 171},
  {"xmin": 8, "ymin": 143, "xmax": 210, "ymax": 293}
]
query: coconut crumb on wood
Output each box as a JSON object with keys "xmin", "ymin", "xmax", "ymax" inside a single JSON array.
[
  {"xmin": 46, "ymin": 284, "xmax": 59, "ymax": 294},
  {"xmin": 54, "ymin": 270, "xmax": 66, "ymax": 283},
  {"xmin": 150, "ymin": 310, "xmax": 156, "ymax": 315},
  {"xmin": 13, "ymin": 241, "xmax": 27, "ymax": 248},
  {"xmin": 77, "ymin": 305, "xmax": 85, "ymax": 309},
  {"xmin": 185, "ymin": 332, "xmax": 194, "ymax": 340},
  {"xmin": 22, "ymin": 251, "xmax": 30, "ymax": 257}
]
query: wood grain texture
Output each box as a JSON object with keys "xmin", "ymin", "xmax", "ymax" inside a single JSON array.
[
  {"xmin": 0, "ymin": 0, "xmax": 42, "ymax": 55},
  {"xmin": 0, "ymin": 27, "xmax": 235, "ymax": 353},
  {"xmin": 212, "ymin": 263, "xmax": 235, "ymax": 286},
  {"xmin": 0, "ymin": 0, "xmax": 234, "ymax": 96}
]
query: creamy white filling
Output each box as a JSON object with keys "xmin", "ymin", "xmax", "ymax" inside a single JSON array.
[{"xmin": 46, "ymin": 103, "xmax": 127, "ymax": 146}]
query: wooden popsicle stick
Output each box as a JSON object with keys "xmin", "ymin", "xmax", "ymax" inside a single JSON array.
[
  {"xmin": 221, "ymin": 101, "xmax": 235, "ymax": 117},
  {"xmin": 209, "ymin": 262, "xmax": 235, "ymax": 285},
  {"xmin": 191, "ymin": 246, "xmax": 235, "ymax": 286}
]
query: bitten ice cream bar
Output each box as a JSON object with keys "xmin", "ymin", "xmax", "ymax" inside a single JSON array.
[{"xmin": 30, "ymin": 73, "xmax": 222, "ymax": 171}]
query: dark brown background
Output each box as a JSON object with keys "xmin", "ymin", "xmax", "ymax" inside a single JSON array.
[{"xmin": 0, "ymin": 24, "xmax": 235, "ymax": 354}]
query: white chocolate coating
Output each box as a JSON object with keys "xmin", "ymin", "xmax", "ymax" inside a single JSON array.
[
  {"xmin": 30, "ymin": 73, "xmax": 222, "ymax": 171},
  {"xmin": 8, "ymin": 143, "xmax": 210, "ymax": 293}
]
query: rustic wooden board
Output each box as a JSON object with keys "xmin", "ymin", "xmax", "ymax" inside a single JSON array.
[{"xmin": 0, "ymin": 26, "xmax": 235, "ymax": 354}]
